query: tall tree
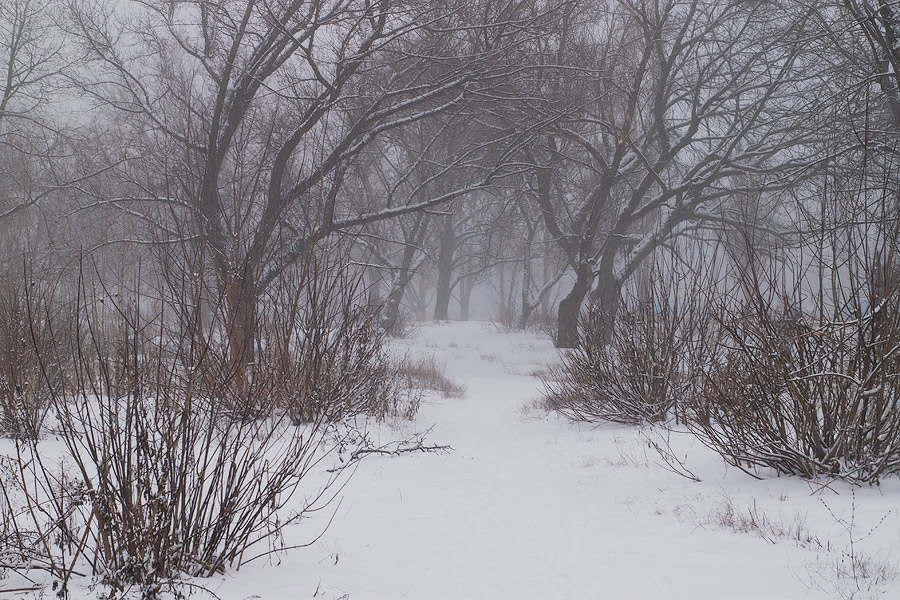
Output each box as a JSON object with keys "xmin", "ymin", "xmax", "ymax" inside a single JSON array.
[
  {"xmin": 0, "ymin": 0, "xmax": 71, "ymax": 255},
  {"xmin": 66, "ymin": 0, "xmax": 558, "ymax": 385},
  {"xmin": 521, "ymin": 0, "xmax": 821, "ymax": 346}
]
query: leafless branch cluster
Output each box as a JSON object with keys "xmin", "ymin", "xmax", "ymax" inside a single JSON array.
[
  {"xmin": 688, "ymin": 232, "xmax": 900, "ymax": 482},
  {"xmin": 547, "ymin": 295, "xmax": 685, "ymax": 425},
  {"xmin": 551, "ymin": 168, "xmax": 900, "ymax": 483},
  {"xmin": 0, "ymin": 266, "xmax": 72, "ymax": 439},
  {"xmin": 0, "ymin": 253, "xmax": 413, "ymax": 595},
  {"xmin": 691, "ymin": 300, "xmax": 900, "ymax": 481},
  {"xmin": 546, "ymin": 254, "xmax": 711, "ymax": 425}
]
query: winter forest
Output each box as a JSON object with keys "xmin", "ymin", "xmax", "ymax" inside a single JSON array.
[{"xmin": 3, "ymin": 0, "xmax": 900, "ymax": 598}]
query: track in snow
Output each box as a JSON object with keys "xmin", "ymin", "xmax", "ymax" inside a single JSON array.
[{"xmin": 214, "ymin": 321, "xmax": 900, "ymax": 600}]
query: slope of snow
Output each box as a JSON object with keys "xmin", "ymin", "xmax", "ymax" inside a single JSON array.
[{"xmin": 208, "ymin": 321, "xmax": 900, "ymax": 600}]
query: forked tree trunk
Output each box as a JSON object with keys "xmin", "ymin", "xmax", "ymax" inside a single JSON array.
[
  {"xmin": 382, "ymin": 242, "xmax": 421, "ymax": 333},
  {"xmin": 381, "ymin": 278, "xmax": 407, "ymax": 334},
  {"xmin": 368, "ymin": 269, "xmax": 382, "ymax": 307},
  {"xmin": 518, "ymin": 303, "xmax": 535, "ymax": 330},
  {"xmin": 556, "ymin": 265, "xmax": 593, "ymax": 348}
]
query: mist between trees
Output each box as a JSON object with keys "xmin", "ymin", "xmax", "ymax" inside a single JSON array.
[
  {"xmin": 3, "ymin": 0, "xmax": 900, "ymax": 592},
  {"xmin": 2, "ymin": 0, "xmax": 898, "ymax": 349}
]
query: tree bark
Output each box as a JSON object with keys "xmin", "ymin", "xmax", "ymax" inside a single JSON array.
[
  {"xmin": 459, "ymin": 277, "xmax": 473, "ymax": 321},
  {"xmin": 382, "ymin": 243, "xmax": 420, "ymax": 333},
  {"xmin": 556, "ymin": 264, "xmax": 593, "ymax": 348},
  {"xmin": 222, "ymin": 272, "xmax": 259, "ymax": 406},
  {"xmin": 368, "ymin": 268, "xmax": 382, "ymax": 307},
  {"xmin": 415, "ymin": 276, "xmax": 429, "ymax": 321},
  {"xmin": 518, "ymin": 218, "xmax": 537, "ymax": 329},
  {"xmin": 433, "ymin": 213, "xmax": 455, "ymax": 320},
  {"xmin": 588, "ymin": 267, "xmax": 622, "ymax": 346},
  {"xmin": 518, "ymin": 303, "xmax": 535, "ymax": 330}
]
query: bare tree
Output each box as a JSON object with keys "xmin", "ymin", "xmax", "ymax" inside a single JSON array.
[
  {"xmin": 64, "ymin": 0, "xmax": 558, "ymax": 386},
  {"xmin": 513, "ymin": 192, "xmax": 567, "ymax": 329},
  {"xmin": 840, "ymin": 0, "xmax": 900, "ymax": 129},
  {"xmin": 349, "ymin": 142, "xmax": 434, "ymax": 333},
  {"xmin": 430, "ymin": 189, "xmax": 516, "ymax": 320},
  {"xmin": 369, "ymin": 210, "xmax": 431, "ymax": 333},
  {"xmin": 0, "ymin": 0, "xmax": 72, "ymax": 258},
  {"xmin": 518, "ymin": 0, "xmax": 820, "ymax": 347}
]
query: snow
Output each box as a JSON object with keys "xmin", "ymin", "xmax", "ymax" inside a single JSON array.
[
  {"xmin": 5, "ymin": 321, "xmax": 900, "ymax": 599},
  {"xmin": 204, "ymin": 321, "xmax": 900, "ymax": 600}
]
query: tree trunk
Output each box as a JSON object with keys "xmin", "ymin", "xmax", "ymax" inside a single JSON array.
[
  {"xmin": 518, "ymin": 221, "xmax": 536, "ymax": 329},
  {"xmin": 518, "ymin": 303, "xmax": 535, "ymax": 330},
  {"xmin": 589, "ymin": 267, "xmax": 622, "ymax": 344},
  {"xmin": 433, "ymin": 214, "xmax": 455, "ymax": 320},
  {"xmin": 382, "ymin": 243, "xmax": 420, "ymax": 333},
  {"xmin": 459, "ymin": 277, "xmax": 473, "ymax": 321},
  {"xmin": 223, "ymin": 274, "xmax": 259, "ymax": 407},
  {"xmin": 381, "ymin": 276, "xmax": 407, "ymax": 334},
  {"xmin": 368, "ymin": 267, "xmax": 382, "ymax": 307},
  {"xmin": 556, "ymin": 265, "xmax": 593, "ymax": 348},
  {"xmin": 541, "ymin": 231, "xmax": 552, "ymax": 318},
  {"xmin": 415, "ymin": 276, "xmax": 429, "ymax": 320},
  {"xmin": 433, "ymin": 272, "xmax": 452, "ymax": 320}
]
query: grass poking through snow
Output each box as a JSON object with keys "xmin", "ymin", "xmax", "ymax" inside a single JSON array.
[{"xmin": 396, "ymin": 355, "xmax": 466, "ymax": 398}]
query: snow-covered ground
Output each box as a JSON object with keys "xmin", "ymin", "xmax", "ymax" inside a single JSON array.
[
  {"xmin": 4, "ymin": 321, "xmax": 899, "ymax": 599},
  {"xmin": 209, "ymin": 321, "xmax": 900, "ymax": 600}
]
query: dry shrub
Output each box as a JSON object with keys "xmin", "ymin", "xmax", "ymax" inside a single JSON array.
[
  {"xmin": 1, "ymin": 257, "xmax": 413, "ymax": 596},
  {"xmin": 267, "ymin": 262, "xmax": 418, "ymax": 423},
  {"xmin": 0, "ymin": 271, "xmax": 70, "ymax": 439},
  {"xmin": 700, "ymin": 493, "xmax": 823, "ymax": 548},
  {"xmin": 396, "ymin": 354, "xmax": 465, "ymax": 398},
  {"xmin": 686, "ymin": 223, "xmax": 900, "ymax": 482},
  {"xmin": 32, "ymin": 284, "xmax": 347, "ymax": 596},
  {"xmin": 688, "ymin": 295, "xmax": 900, "ymax": 482},
  {"xmin": 546, "ymin": 287, "xmax": 700, "ymax": 425}
]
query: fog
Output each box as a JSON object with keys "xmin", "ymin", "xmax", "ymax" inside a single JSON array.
[{"xmin": 3, "ymin": 0, "xmax": 900, "ymax": 596}]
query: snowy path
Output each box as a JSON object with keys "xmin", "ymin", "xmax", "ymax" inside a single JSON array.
[{"xmin": 218, "ymin": 322, "xmax": 900, "ymax": 600}]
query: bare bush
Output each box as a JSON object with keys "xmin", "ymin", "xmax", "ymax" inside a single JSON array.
[
  {"xmin": 0, "ymin": 270, "xmax": 70, "ymax": 439},
  {"xmin": 48, "ymin": 295, "xmax": 345, "ymax": 595},
  {"xmin": 262, "ymin": 259, "xmax": 421, "ymax": 424},
  {"xmin": 1, "ymin": 257, "xmax": 414, "ymax": 596},
  {"xmin": 546, "ymin": 282, "xmax": 701, "ymax": 425},
  {"xmin": 699, "ymin": 493, "xmax": 824, "ymax": 549},
  {"xmin": 688, "ymin": 265, "xmax": 900, "ymax": 482}
]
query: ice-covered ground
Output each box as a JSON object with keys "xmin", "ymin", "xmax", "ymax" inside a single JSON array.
[{"xmin": 210, "ymin": 321, "xmax": 900, "ymax": 600}]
